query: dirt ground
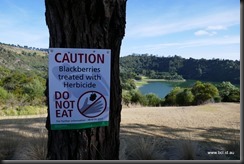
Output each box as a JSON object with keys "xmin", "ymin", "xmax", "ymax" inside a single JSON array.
[
  {"xmin": 120, "ymin": 103, "xmax": 240, "ymax": 141},
  {"xmin": 0, "ymin": 102, "xmax": 241, "ymax": 160}
]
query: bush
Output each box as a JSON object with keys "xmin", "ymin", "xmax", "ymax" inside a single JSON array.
[
  {"xmin": 12, "ymin": 129, "xmax": 47, "ymax": 160},
  {"xmin": 122, "ymin": 91, "xmax": 132, "ymax": 106},
  {"xmin": 146, "ymin": 93, "xmax": 161, "ymax": 106},
  {"xmin": 164, "ymin": 87, "xmax": 182, "ymax": 106},
  {"xmin": 191, "ymin": 81, "xmax": 219, "ymax": 105},
  {"xmin": 217, "ymin": 81, "xmax": 239, "ymax": 102},
  {"xmin": 134, "ymin": 75, "xmax": 142, "ymax": 81},
  {"xmin": 121, "ymin": 79, "xmax": 136, "ymax": 90},
  {"xmin": 124, "ymin": 137, "xmax": 163, "ymax": 160},
  {"xmin": 176, "ymin": 89, "xmax": 194, "ymax": 106},
  {"xmin": 0, "ymin": 86, "xmax": 9, "ymax": 102},
  {"xmin": 224, "ymin": 89, "xmax": 240, "ymax": 102},
  {"xmin": 129, "ymin": 90, "xmax": 148, "ymax": 106},
  {"xmin": 0, "ymin": 106, "xmax": 46, "ymax": 116}
]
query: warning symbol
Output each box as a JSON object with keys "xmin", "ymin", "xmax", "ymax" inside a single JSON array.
[{"xmin": 77, "ymin": 91, "xmax": 107, "ymax": 118}]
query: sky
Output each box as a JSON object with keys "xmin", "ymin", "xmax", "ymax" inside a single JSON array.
[{"xmin": 0, "ymin": 0, "xmax": 240, "ymax": 60}]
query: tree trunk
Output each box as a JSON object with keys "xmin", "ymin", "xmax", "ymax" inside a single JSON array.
[{"xmin": 44, "ymin": 0, "xmax": 126, "ymax": 160}]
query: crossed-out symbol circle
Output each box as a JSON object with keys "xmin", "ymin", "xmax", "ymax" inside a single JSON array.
[{"xmin": 77, "ymin": 91, "xmax": 107, "ymax": 118}]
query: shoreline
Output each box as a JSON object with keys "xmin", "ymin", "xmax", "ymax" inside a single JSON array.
[{"xmin": 135, "ymin": 77, "xmax": 186, "ymax": 88}]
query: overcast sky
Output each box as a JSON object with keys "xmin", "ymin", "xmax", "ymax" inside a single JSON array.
[{"xmin": 0, "ymin": 0, "xmax": 240, "ymax": 60}]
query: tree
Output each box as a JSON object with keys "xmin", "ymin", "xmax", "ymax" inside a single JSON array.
[
  {"xmin": 191, "ymin": 81, "xmax": 219, "ymax": 104},
  {"xmin": 45, "ymin": 0, "xmax": 126, "ymax": 160},
  {"xmin": 217, "ymin": 81, "xmax": 240, "ymax": 102},
  {"xmin": 176, "ymin": 89, "xmax": 194, "ymax": 106},
  {"xmin": 146, "ymin": 93, "xmax": 161, "ymax": 106},
  {"xmin": 164, "ymin": 87, "xmax": 182, "ymax": 106}
]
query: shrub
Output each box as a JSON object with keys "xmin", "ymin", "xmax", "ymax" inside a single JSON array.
[
  {"xmin": 130, "ymin": 90, "xmax": 148, "ymax": 106},
  {"xmin": 176, "ymin": 89, "xmax": 194, "ymax": 106},
  {"xmin": 0, "ymin": 131, "xmax": 19, "ymax": 160},
  {"xmin": 12, "ymin": 129, "xmax": 47, "ymax": 160},
  {"xmin": 0, "ymin": 86, "xmax": 9, "ymax": 102},
  {"xmin": 217, "ymin": 81, "xmax": 239, "ymax": 102},
  {"xmin": 146, "ymin": 93, "xmax": 161, "ymax": 106},
  {"xmin": 170, "ymin": 140, "xmax": 198, "ymax": 160},
  {"xmin": 125, "ymin": 137, "xmax": 163, "ymax": 160},
  {"xmin": 164, "ymin": 87, "xmax": 182, "ymax": 106},
  {"xmin": 122, "ymin": 91, "xmax": 132, "ymax": 106},
  {"xmin": 191, "ymin": 81, "xmax": 219, "ymax": 105}
]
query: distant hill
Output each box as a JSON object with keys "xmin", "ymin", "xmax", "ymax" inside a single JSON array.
[
  {"xmin": 120, "ymin": 54, "xmax": 240, "ymax": 85},
  {"xmin": 0, "ymin": 43, "xmax": 48, "ymax": 76},
  {"xmin": 0, "ymin": 43, "xmax": 240, "ymax": 85}
]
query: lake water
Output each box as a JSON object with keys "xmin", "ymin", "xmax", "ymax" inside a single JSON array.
[{"xmin": 138, "ymin": 82, "xmax": 173, "ymax": 98}]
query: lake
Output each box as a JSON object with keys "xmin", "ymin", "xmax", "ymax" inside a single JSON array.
[
  {"xmin": 138, "ymin": 80, "xmax": 196, "ymax": 98},
  {"xmin": 138, "ymin": 82, "xmax": 173, "ymax": 98}
]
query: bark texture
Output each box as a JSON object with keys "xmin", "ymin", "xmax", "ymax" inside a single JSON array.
[{"xmin": 45, "ymin": 0, "xmax": 126, "ymax": 160}]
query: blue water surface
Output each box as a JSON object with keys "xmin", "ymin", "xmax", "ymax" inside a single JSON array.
[{"xmin": 138, "ymin": 82, "xmax": 173, "ymax": 98}]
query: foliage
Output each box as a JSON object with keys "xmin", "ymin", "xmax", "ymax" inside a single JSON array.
[
  {"xmin": 120, "ymin": 54, "xmax": 240, "ymax": 84},
  {"xmin": 0, "ymin": 106, "xmax": 46, "ymax": 116},
  {"xmin": 122, "ymin": 80, "xmax": 238, "ymax": 107},
  {"xmin": 122, "ymin": 91, "xmax": 132, "ymax": 106},
  {"xmin": 0, "ymin": 70, "xmax": 46, "ymax": 105},
  {"xmin": 129, "ymin": 90, "xmax": 148, "ymax": 106},
  {"xmin": 164, "ymin": 87, "xmax": 182, "ymax": 106},
  {"xmin": 217, "ymin": 81, "xmax": 240, "ymax": 102},
  {"xmin": 0, "ymin": 43, "xmax": 47, "ymax": 114},
  {"xmin": 176, "ymin": 89, "xmax": 194, "ymax": 106},
  {"xmin": 0, "ymin": 86, "xmax": 9, "ymax": 101},
  {"xmin": 145, "ymin": 93, "xmax": 161, "ymax": 106},
  {"xmin": 191, "ymin": 81, "xmax": 219, "ymax": 105},
  {"xmin": 0, "ymin": 43, "xmax": 240, "ymax": 112},
  {"xmin": 121, "ymin": 79, "xmax": 136, "ymax": 90},
  {"xmin": 0, "ymin": 43, "xmax": 48, "ymax": 77}
]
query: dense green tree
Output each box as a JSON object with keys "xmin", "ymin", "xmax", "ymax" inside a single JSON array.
[
  {"xmin": 217, "ymin": 81, "xmax": 240, "ymax": 102},
  {"xmin": 191, "ymin": 81, "xmax": 219, "ymax": 104},
  {"xmin": 227, "ymin": 89, "xmax": 240, "ymax": 102},
  {"xmin": 120, "ymin": 54, "xmax": 239, "ymax": 84},
  {"xmin": 164, "ymin": 87, "xmax": 182, "ymax": 106},
  {"xmin": 23, "ymin": 78, "xmax": 45, "ymax": 101},
  {"xmin": 122, "ymin": 91, "xmax": 132, "ymax": 106},
  {"xmin": 129, "ymin": 90, "xmax": 147, "ymax": 106},
  {"xmin": 0, "ymin": 72, "xmax": 30, "ymax": 96},
  {"xmin": 146, "ymin": 93, "xmax": 161, "ymax": 106},
  {"xmin": 121, "ymin": 79, "xmax": 136, "ymax": 90},
  {"xmin": 176, "ymin": 89, "xmax": 194, "ymax": 106}
]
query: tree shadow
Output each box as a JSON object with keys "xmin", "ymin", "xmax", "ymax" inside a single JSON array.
[
  {"xmin": 0, "ymin": 116, "xmax": 240, "ymax": 160},
  {"xmin": 120, "ymin": 123, "xmax": 240, "ymax": 160},
  {"xmin": 0, "ymin": 116, "xmax": 47, "ymax": 160},
  {"xmin": 0, "ymin": 116, "xmax": 47, "ymax": 135}
]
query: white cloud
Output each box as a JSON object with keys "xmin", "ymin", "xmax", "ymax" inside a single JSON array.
[
  {"xmin": 194, "ymin": 25, "xmax": 227, "ymax": 37},
  {"xmin": 194, "ymin": 30, "xmax": 217, "ymax": 36},
  {"xmin": 206, "ymin": 25, "xmax": 227, "ymax": 30},
  {"xmin": 125, "ymin": 35, "xmax": 240, "ymax": 52},
  {"xmin": 126, "ymin": 9, "xmax": 239, "ymax": 38}
]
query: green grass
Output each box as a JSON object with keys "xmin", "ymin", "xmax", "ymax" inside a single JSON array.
[{"xmin": 0, "ymin": 106, "xmax": 47, "ymax": 116}]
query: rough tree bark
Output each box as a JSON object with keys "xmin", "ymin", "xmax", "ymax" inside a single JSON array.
[{"xmin": 44, "ymin": 0, "xmax": 126, "ymax": 160}]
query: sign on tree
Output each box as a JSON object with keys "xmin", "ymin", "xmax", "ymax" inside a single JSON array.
[{"xmin": 48, "ymin": 48, "xmax": 111, "ymax": 130}]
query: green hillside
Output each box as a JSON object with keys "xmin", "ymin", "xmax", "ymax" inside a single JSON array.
[
  {"xmin": 0, "ymin": 43, "xmax": 48, "ymax": 115},
  {"xmin": 0, "ymin": 43, "xmax": 48, "ymax": 75},
  {"xmin": 0, "ymin": 43, "xmax": 240, "ymax": 115},
  {"xmin": 120, "ymin": 54, "xmax": 240, "ymax": 85}
]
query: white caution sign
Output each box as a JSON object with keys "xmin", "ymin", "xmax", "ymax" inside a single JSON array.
[{"xmin": 48, "ymin": 48, "xmax": 111, "ymax": 130}]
